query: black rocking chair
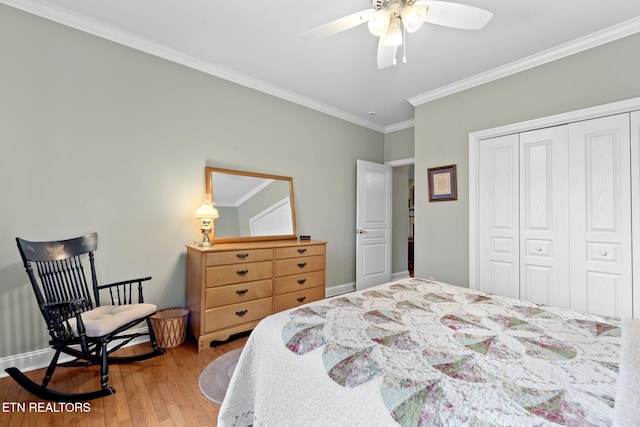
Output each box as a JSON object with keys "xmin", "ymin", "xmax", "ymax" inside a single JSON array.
[{"xmin": 6, "ymin": 233, "xmax": 166, "ymax": 402}]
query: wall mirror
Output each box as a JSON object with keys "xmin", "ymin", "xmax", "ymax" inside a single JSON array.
[{"xmin": 205, "ymin": 167, "xmax": 297, "ymax": 243}]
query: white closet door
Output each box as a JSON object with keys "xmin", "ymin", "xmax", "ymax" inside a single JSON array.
[
  {"xmin": 569, "ymin": 113, "xmax": 632, "ymax": 318},
  {"xmin": 519, "ymin": 126, "xmax": 570, "ymax": 307},
  {"xmin": 478, "ymin": 134, "xmax": 520, "ymax": 298},
  {"xmin": 631, "ymin": 110, "xmax": 640, "ymax": 318}
]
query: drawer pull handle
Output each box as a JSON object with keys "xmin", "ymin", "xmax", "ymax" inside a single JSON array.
[
  {"xmin": 236, "ymin": 253, "xmax": 249, "ymax": 259},
  {"xmin": 236, "ymin": 269, "xmax": 249, "ymax": 276},
  {"xmin": 297, "ymin": 279, "xmax": 306, "ymax": 285},
  {"xmin": 297, "ymin": 262, "xmax": 307, "ymax": 269},
  {"xmin": 600, "ymin": 250, "xmax": 608, "ymax": 257},
  {"xmin": 235, "ymin": 310, "xmax": 248, "ymax": 317},
  {"xmin": 297, "ymin": 249, "xmax": 307, "ymax": 254},
  {"xmin": 236, "ymin": 289, "xmax": 249, "ymax": 296},
  {"xmin": 297, "ymin": 297, "xmax": 306, "ymax": 303},
  {"xmin": 535, "ymin": 247, "xmax": 542, "ymax": 252}
]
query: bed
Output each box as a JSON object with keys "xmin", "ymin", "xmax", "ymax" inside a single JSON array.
[{"xmin": 218, "ymin": 278, "xmax": 640, "ymax": 426}]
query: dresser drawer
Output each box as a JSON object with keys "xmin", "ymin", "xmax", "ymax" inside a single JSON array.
[
  {"xmin": 275, "ymin": 255, "xmax": 325, "ymax": 277},
  {"xmin": 205, "ymin": 249, "xmax": 273, "ymax": 266},
  {"xmin": 274, "ymin": 270, "xmax": 325, "ymax": 294},
  {"xmin": 206, "ymin": 261, "xmax": 273, "ymax": 287},
  {"xmin": 206, "ymin": 280, "xmax": 272, "ymax": 308},
  {"xmin": 273, "ymin": 287, "xmax": 325, "ymax": 313},
  {"xmin": 205, "ymin": 297, "xmax": 272, "ymax": 332},
  {"xmin": 275, "ymin": 245, "xmax": 325, "ymax": 259}
]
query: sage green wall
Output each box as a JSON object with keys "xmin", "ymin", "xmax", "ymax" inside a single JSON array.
[
  {"xmin": 414, "ymin": 32, "xmax": 640, "ymax": 286},
  {"xmin": 384, "ymin": 127, "xmax": 414, "ymax": 161},
  {"xmin": 214, "ymin": 206, "xmax": 241, "ymax": 238},
  {"xmin": 0, "ymin": 5, "xmax": 383, "ymax": 358}
]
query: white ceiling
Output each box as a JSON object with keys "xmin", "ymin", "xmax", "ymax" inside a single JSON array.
[{"xmin": 5, "ymin": 0, "xmax": 640, "ymax": 132}]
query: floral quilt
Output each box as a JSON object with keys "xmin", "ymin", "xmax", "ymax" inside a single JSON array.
[{"xmin": 281, "ymin": 279, "xmax": 621, "ymax": 426}]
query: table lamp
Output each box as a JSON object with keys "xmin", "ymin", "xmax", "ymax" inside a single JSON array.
[{"xmin": 195, "ymin": 194, "xmax": 219, "ymax": 247}]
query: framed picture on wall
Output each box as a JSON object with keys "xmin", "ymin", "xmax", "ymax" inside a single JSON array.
[{"xmin": 428, "ymin": 164, "xmax": 457, "ymax": 202}]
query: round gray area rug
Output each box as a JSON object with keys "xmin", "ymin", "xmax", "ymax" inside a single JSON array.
[{"xmin": 198, "ymin": 348, "xmax": 243, "ymax": 404}]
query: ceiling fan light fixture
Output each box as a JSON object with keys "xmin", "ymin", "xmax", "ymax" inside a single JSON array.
[
  {"xmin": 382, "ymin": 17, "xmax": 403, "ymax": 46},
  {"xmin": 303, "ymin": 0, "xmax": 493, "ymax": 68},
  {"xmin": 367, "ymin": 10, "xmax": 390, "ymax": 36},
  {"xmin": 401, "ymin": 4, "xmax": 426, "ymax": 33}
]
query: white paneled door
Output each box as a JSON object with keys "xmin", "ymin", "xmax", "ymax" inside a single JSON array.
[
  {"xmin": 519, "ymin": 126, "xmax": 570, "ymax": 308},
  {"xmin": 478, "ymin": 134, "xmax": 520, "ymax": 299},
  {"xmin": 569, "ymin": 114, "xmax": 632, "ymax": 318},
  {"xmin": 356, "ymin": 160, "xmax": 392, "ymax": 291}
]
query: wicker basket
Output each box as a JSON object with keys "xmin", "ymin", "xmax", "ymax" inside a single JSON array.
[{"xmin": 151, "ymin": 307, "xmax": 190, "ymax": 349}]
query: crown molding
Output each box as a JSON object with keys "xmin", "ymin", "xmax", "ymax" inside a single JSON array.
[
  {"xmin": 384, "ymin": 119, "xmax": 415, "ymax": 133},
  {"xmin": 408, "ymin": 16, "xmax": 640, "ymax": 107},
  {"xmin": 1, "ymin": 0, "xmax": 386, "ymax": 133}
]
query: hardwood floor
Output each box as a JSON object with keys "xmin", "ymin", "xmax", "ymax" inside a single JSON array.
[{"xmin": 0, "ymin": 336, "xmax": 247, "ymax": 427}]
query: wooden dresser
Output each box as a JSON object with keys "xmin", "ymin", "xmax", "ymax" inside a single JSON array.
[{"xmin": 186, "ymin": 240, "xmax": 327, "ymax": 352}]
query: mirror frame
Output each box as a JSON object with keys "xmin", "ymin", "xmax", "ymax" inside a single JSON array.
[{"xmin": 205, "ymin": 166, "xmax": 297, "ymax": 243}]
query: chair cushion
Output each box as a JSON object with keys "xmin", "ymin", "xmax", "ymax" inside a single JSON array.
[{"xmin": 68, "ymin": 303, "xmax": 157, "ymax": 337}]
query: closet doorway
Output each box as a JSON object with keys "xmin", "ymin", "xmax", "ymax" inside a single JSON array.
[
  {"xmin": 469, "ymin": 98, "xmax": 640, "ymax": 319},
  {"xmin": 388, "ymin": 158, "xmax": 415, "ymax": 279}
]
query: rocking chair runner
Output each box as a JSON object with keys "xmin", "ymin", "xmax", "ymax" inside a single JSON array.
[{"xmin": 7, "ymin": 233, "xmax": 166, "ymax": 402}]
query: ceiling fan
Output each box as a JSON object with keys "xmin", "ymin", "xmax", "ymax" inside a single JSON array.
[{"xmin": 303, "ymin": 0, "xmax": 493, "ymax": 69}]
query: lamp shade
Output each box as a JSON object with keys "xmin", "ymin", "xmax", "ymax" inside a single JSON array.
[
  {"xmin": 195, "ymin": 205, "xmax": 219, "ymax": 219},
  {"xmin": 195, "ymin": 194, "xmax": 219, "ymax": 219}
]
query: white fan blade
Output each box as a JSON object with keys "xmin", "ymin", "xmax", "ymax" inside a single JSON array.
[
  {"xmin": 377, "ymin": 38, "xmax": 398, "ymax": 69},
  {"xmin": 302, "ymin": 9, "xmax": 376, "ymax": 39},
  {"xmin": 416, "ymin": 1, "xmax": 492, "ymax": 30}
]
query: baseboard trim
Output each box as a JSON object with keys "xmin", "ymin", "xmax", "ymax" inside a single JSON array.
[
  {"xmin": 325, "ymin": 282, "xmax": 355, "ymax": 297},
  {"xmin": 392, "ymin": 271, "xmax": 410, "ymax": 280},
  {"xmin": 325, "ymin": 273, "xmax": 410, "ymax": 298},
  {"xmin": 0, "ymin": 327, "xmax": 149, "ymax": 378}
]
